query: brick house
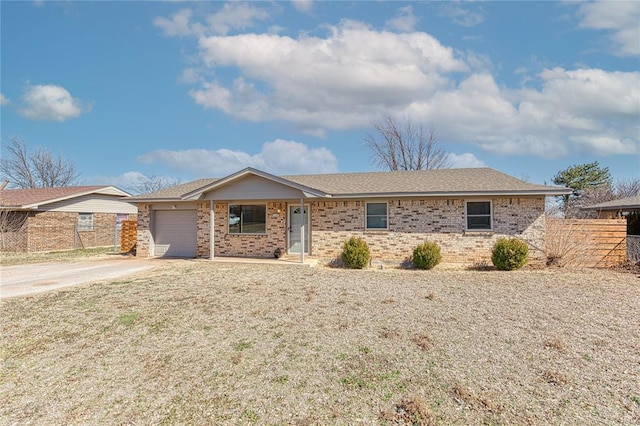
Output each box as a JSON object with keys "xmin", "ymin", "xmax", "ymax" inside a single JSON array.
[
  {"xmin": 0, "ymin": 186, "xmax": 137, "ymax": 252},
  {"xmin": 131, "ymin": 167, "xmax": 570, "ymax": 266}
]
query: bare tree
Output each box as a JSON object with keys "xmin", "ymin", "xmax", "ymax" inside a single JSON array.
[
  {"xmin": 561, "ymin": 177, "xmax": 640, "ymax": 218},
  {"xmin": 0, "ymin": 137, "xmax": 79, "ymax": 188},
  {"xmin": 614, "ymin": 178, "xmax": 640, "ymax": 199},
  {"xmin": 364, "ymin": 116, "xmax": 451, "ymax": 171},
  {"xmin": 133, "ymin": 174, "xmax": 181, "ymax": 195},
  {"xmin": 0, "ymin": 210, "xmax": 29, "ymax": 251}
]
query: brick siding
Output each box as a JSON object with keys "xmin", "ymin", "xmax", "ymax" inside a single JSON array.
[
  {"xmin": 210, "ymin": 202, "xmax": 287, "ymax": 258},
  {"xmin": 0, "ymin": 211, "xmax": 136, "ymax": 253},
  {"xmin": 137, "ymin": 196, "xmax": 547, "ymax": 266},
  {"xmin": 136, "ymin": 204, "xmax": 152, "ymax": 257},
  {"xmin": 310, "ymin": 197, "xmax": 546, "ymax": 265}
]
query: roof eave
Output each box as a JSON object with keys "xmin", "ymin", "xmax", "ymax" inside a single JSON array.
[
  {"xmin": 19, "ymin": 186, "xmax": 132, "ymax": 208},
  {"xmin": 129, "ymin": 197, "xmax": 183, "ymax": 203},
  {"xmin": 582, "ymin": 204, "xmax": 640, "ymax": 211},
  {"xmin": 0, "ymin": 206, "xmax": 34, "ymax": 211}
]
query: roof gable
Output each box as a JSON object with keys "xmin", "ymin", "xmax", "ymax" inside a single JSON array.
[
  {"xmin": 0, "ymin": 186, "xmax": 132, "ymax": 209},
  {"xmin": 182, "ymin": 168, "xmax": 328, "ymax": 200}
]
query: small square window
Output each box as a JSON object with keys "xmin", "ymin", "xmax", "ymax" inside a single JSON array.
[
  {"xmin": 466, "ymin": 201, "xmax": 492, "ymax": 230},
  {"xmin": 77, "ymin": 213, "xmax": 93, "ymax": 231},
  {"xmin": 366, "ymin": 202, "xmax": 388, "ymax": 230}
]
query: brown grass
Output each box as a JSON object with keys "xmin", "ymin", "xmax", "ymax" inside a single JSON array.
[
  {"xmin": 380, "ymin": 395, "xmax": 436, "ymax": 425},
  {"xmin": 1, "ymin": 261, "xmax": 638, "ymax": 425},
  {"xmin": 0, "ymin": 247, "xmax": 114, "ymax": 266}
]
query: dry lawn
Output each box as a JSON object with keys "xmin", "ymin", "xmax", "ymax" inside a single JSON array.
[
  {"xmin": 1, "ymin": 261, "xmax": 639, "ymax": 425},
  {"xmin": 0, "ymin": 247, "xmax": 114, "ymax": 267}
]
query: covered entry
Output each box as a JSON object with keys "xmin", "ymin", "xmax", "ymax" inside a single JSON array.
[{"xmin": 154, "ymin": 210, "xmax": 197, "ymax": 257}]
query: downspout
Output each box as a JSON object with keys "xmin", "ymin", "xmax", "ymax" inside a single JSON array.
[{"xmin": 209, "ymin": 200, "xmax": 214, "ymax": 260}]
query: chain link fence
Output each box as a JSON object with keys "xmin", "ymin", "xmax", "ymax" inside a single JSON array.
[
  {"xmin": 628, "ymin": 235, "xmax": 640, "ymax": 263},
  {"xmin": 1, "ymin": 213, "xmax": 130, "ymax": 253}
]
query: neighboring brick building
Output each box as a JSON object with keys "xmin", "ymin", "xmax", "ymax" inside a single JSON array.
[
  {"xmin": 131, "ymin": 167, "xmax": 570, "ymax": 266},
  {"xmin": 0, "ymin": 186, "xmax": 137, "ymax": 252}
]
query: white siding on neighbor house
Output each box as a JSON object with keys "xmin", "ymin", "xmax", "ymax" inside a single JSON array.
[
  {"xmin": 43, "ymin": 194, "xmax": 137, "ymax": 214},
  {"xmin": 204, "ymin": 174, "xmax": 306, "ymax": 200},
  {"xmin": 154, "ymin": 210, "xmax": 197, "ymax": 257}
]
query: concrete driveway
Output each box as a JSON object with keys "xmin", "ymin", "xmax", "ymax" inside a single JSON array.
[{"xmin": 0, "ymin": 258, "xmax": 158, "ymax": 299}]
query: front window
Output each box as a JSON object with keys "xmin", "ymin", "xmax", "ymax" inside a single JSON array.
[
  {"xmin": 466, "ymin": 201, "xmax": 492, "ymax": 230},
  {"xmin": 366, "ymin": 202, "xmax": 388, "ymax": 230},
  {"xmin": 77, "ymin": 213, "xmax": 93, "ymax": 231},
  {"xmin": 228, "ymin": 204, "xmax": 266, "ymax": 234}
]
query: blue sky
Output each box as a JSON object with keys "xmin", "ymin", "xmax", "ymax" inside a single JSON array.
[{"xmin": 1, "ymin": 1, "xmax": 639, "ymax": 191}]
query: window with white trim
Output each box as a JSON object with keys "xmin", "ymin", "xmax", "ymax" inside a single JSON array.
[
  {"xmin": 228, "ymin": 204, "xmax": 266, "ymax": 234},
  {"xmin": 465, "ymin": 201, "xmax": 492, "ymax": 230},
  {"xmin": 366, "ymin": 202, "xmax": 388, "ymax": 230},
  {"xmin": 77, "ymin": 213, "xmax": 94, "ymax": 231}
]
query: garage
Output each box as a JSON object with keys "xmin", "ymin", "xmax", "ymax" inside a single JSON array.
[{"xmin": 153, "ymin": 210, "xmax": 197, "ymax": 257}]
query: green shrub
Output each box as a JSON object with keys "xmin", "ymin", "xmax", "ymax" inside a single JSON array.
[
  {"xmin": 412, "ymin": 242, "xmax": 442, "ymax": 270},
  {"xmin": 491, "ymin": 237, "xmax": 529, "ymax": 271},
  {"xmin": 341, "ymin": 237, "xmax": 370, "ymax": 269}
]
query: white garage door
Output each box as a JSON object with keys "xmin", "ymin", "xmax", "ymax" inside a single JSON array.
[{"xmin": 154, "ymin": 210, "xmax": 197, "ymax": 257}]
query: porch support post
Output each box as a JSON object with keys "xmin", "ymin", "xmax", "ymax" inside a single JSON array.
[
  {"xmin": 209, "ymin": 200, "xmax": 214, "ymax": 260},
  {"xmin": 300, "ymin": 197, "xmax": 305, "ymax": 264}
]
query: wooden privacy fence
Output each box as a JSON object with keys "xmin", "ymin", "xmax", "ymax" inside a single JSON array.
[
  {"xmin": 120, "ymin": 220, "xmax": 137, "ymax": 253},
  {"xmin": 546, "ymin": 218, "xmax": 627, "ymax": 267}
]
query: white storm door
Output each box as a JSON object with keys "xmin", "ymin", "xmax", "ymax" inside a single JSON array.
[{"xmin": 288, "ymin": 205, "xmax": 309, "ymax": 254}]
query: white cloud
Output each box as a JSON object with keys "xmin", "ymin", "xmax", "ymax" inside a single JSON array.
[
  {"xmin": 386, "ymin": 6, "xmax": 418, "ymax": 33},
  {"xmin": 189, "ymin": 20, "xmax": 467, "ymax": 132},
  {"xmin": 20, "ymin": 84, "xmax": 90, "ymax": 121},
  {"xmin": 156, "ymin": 12, "xmax": 638, "ymax": 160},
  {"xmin": 0, "ymin": 93, "xmax": 9, "ymax": 106},
  {"xmin": 154, "ymin": 4, "xmax": 268, "ymax": 37},
  {"xmin": 88, "ymin": 171, "xmax": 147, "ymax": 189},
  {"xmin": 154, "ymin": 9, "xmax": 196, "ymax": 37},
  {"xmin": 448, "ymin": 153, "xmax": 485, "ymax": 169},
  {"xmin": 416, "ymin": 68, "xmax": 640, "ymax": 158},
  {"xmin": 291, "ymin": 0, "xmax": 313, "ymax": 14},
  {"xmin": 206, "ymin": 2, "xmax": 269, "ymax": 35},
  {"xmin": 439, "ymin": 3, "xmax": 485, "ymax": 27},
  {"xmin": 179, "ymin": 67, "xmax": 204, "ymax": 84},
  {"xmin": 577, "ymin": 1, "xmax": 640, "ymax": 56},
  {"xmin": 137, "ymin": 139, "xmax": 338, "ymax": 176}
]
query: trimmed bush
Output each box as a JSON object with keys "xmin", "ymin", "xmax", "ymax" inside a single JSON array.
[
  {"xmin": 491, "ymin": 237, "xmax": 529, "ymax": 271},
  {"xmin": 412, "ymin": 242, "xmax": 442, "ymax": 270},
  {"xmin": 341, "ymin": 237, "xmax": 371, "ymax": 269}
]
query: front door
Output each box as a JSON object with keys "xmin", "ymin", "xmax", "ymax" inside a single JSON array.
[{"xmin": 288, "ymin": 205, "xmax": 309, "ymax": 254}]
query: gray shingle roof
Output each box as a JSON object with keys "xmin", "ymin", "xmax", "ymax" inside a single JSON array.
[
  {"xmin": 581, "ymin": 196, "xmax": 640, "ymax": 211},
  {"xmin": 129, "ymin": 168, "xmax": 569, "ymax": 201},
  {"xmin": 282, "ymin": 168, "xmax": 563, "ymax": 196},
  {"xmin": 129, "ymin": 178, "xmax": 218, "ymax": 200},
  {"xmin": 0, "ymin": 186, "xmax": 128, "ymax": 208}
]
